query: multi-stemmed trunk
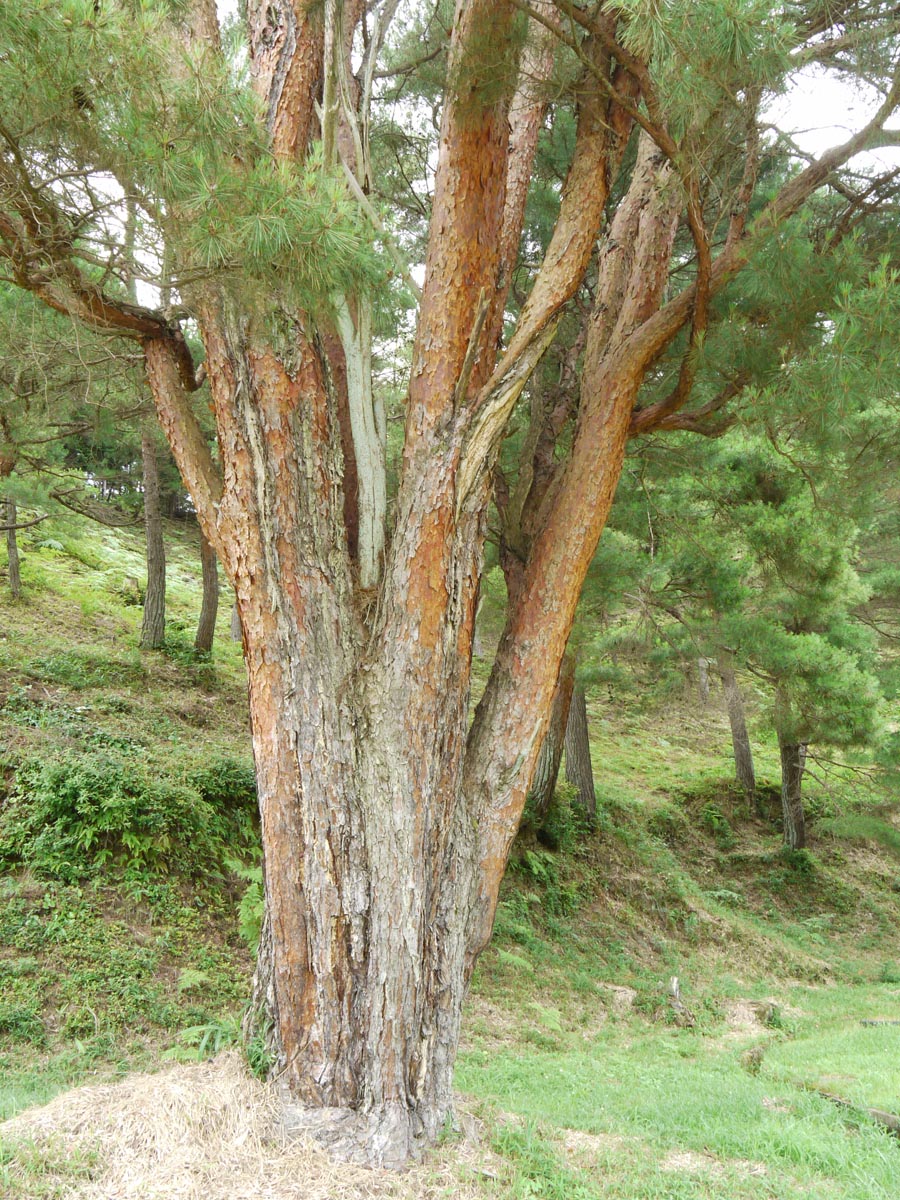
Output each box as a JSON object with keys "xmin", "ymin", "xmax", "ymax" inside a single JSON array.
[
  {"xmin": 144, "ymin": 125, "xmax": 723, "ymax": 1166},
  {"xmin": 3, "ymin": 0, "xmax": 891, "ymax": 1169}
]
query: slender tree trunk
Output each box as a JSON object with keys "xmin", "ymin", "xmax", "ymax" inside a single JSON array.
[
  {"xmin": 564, "ymin": 683, "xmax": 596, "ymax": 825},
  {"xmin": 778, "ymin": 734, "xmax": 808, "ymax": 850},
  {"xmin": 717, "ymin": 650, "xmax": 756, "ymax": 807},
  {"xmin": 528, "ymin": 654, "xmax": 575, "ymax": 824},
  {"xmin": 140, "ymin": 426, "xmax": 166, "ymax": 650},
  {"xmin": 194, "ymin": 529, "xmax": 219, "ymax": 654},
  {"xmin": 698, "ymin": 656, "xmax": 710, "ymax": 704},
  {"xmin": 5, "ymin": 498, "xmax": 21, "ymax": 598}
]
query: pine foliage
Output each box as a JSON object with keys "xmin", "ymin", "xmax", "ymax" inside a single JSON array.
[{"xmin": 0, "ymin": 1, "xmax": 380, "ymax": 309}]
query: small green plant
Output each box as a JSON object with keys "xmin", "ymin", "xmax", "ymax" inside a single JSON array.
[
  {"xmin": 538, "ymin": 786, "xmax": 590, "ymax": 852},
  {"xmin": 190, "ymin": 757, "xmax": 257, "ymax": 812},
  {"xmin": 492, "ymin": 1122, "xmax": 599, "ymax": 1200},
  {"xmin": 521, "ymin": 849, "xmax": 558, "ymax": 888},
  {"xmin": 0, "ymin": 1005, "xmax": 45, "ymax": 1045},
  {"xmin": 162, "ymin": 1015, "xmax": 241, "ymax": 1062},
  {"xmin": 820, "ymin": 814, "xmax": 900, "ymax": 858},
  {"xmin": 228, "ymin": 859, "xmax": 264, "ymax": 952},
  {"xmin": 707, "ymin": 887, "xmax": 745, "ymax": 908},
  {"xmin": 58, "ymin": 539, "xmax": 105, "ymax": 570},
  {"xmin": 28, "ymin": 648, "xmax": 144, "ymax": 690},
  {"xmin": 493, "ymin": 891, "xmax": 542, "ymax": 951},
  {"xmin": 245, "ymin": 1011, "xmax": 275, "ymax": 1079},
  {"xmin": 0, "ymin": 1134, "xmax": 98, "ymax": 1199},
  {"xmin": 777, "ymin": 846, "xmax": 816, "ymax": 875},
  {"xmin": 699, "ymin": 801, "xmax": 737, "ymax": 849}
]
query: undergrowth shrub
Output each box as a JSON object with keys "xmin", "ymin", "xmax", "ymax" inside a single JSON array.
[
  {"xmin": 0, "ymin": 751, "xmax": 258, "ymax": 886},
  {"xmin": 227, "ymin": 859, "xmax": 263, "ymax": 952},
  {"xmin": 190, "ymin": 758, "xmax": 257, "ymax": 813},
  {"xmin": 698, "ymin": 801, "xmax": 737, "ymax": 849},
  {"xmin": 0, "ymin": 1004, "xmax": 45, "ymax": 1045}
]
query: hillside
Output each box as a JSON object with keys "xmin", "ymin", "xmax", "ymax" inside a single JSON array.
[{"xmin": 2, "ymin": 518, "xmax": 899, "ymax": 1199}]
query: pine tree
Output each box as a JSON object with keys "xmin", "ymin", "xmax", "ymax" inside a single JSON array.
[
  {"xmin": 614, "ymin": 254, "xmax": 900, "ymax": 845},
  {"xmin": 1, "ymin": 0, "xmax": 899, "ymax": 1164}
]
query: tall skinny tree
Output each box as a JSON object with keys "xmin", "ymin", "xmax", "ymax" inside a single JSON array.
[{"xmin": 139, "ymin": 422, "xmax": 166, "ymax": 649}]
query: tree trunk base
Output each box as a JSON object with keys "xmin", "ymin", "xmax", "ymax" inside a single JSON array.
[{"xmin": 279, "ymin": 1094, "xmax": 449, "ymax": 1169}]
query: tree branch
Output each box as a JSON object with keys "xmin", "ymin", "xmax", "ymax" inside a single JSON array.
[
  {"xmin": 632, "ymin": 375, "xmax": 748, "ymax": 437},
  {"xmin": 0, "ymin": 511, "xmax": 48, "ymax": 532},
  {"xmin": 618, "ymin": 63, "xmax": 900, "ymax": 379},
  {"xmin": 143, "ymin": 338, "xmax": 223, "ymax": 540}
]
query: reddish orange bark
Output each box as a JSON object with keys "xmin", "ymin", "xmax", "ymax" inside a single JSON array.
[{"xmin": 5, "ymin": 0, "xmax": 900, "ymax": 1170}]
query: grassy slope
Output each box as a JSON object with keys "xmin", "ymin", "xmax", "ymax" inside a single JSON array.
[
  {"xmin": 0, "ymin": 517, "xmax": 255, "ymax": 1125},
  {"xmin": 2, "ymin": 517, "xmax": 900, "ymax": 1198}
]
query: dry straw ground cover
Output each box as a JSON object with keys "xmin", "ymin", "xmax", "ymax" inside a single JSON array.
[{"xmin": 0, "ymin": 1054, "xmax": 500, "ymax": 1199}]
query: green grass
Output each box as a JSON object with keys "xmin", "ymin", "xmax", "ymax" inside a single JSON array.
[
  {"xmin": 3, "ymin": 514, "xmax": 900, "ymax": 1198},
  {"xmin": 459, "ymin": 1002, "xmax": 900, "ymax": 1199}
]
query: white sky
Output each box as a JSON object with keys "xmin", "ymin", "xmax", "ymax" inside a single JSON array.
[
  {"xmin": 213, "ymin": 0, "xmax": 898, "ymax": 174},
  {"xmin": 768, "ymin": 69, "xmax": 900, "ymax": 172}
]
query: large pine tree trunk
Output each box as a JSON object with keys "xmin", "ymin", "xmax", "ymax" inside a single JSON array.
[
  {"xmin": 778, "ymin": 734, "xmax": 808, "ymax": 850},
  {"xmin": 5, "ymin": 0, "xmax": 895, "ymax": 1174},
  {"xmin": 5, "ymin": 498, "xmax": 21, "ymax": 599},
  {"xmin": 150, "ymin": 301, "xmax": 486, "ymax": 1164},
  {"xmin": 139, "ymin": 114, "xmax": 675, "ymax": 1169},
  {"xmin": 194, "ymin": 529, "xmax": 219, "ymax": 654},
  {"xmin": 105, "ymin": 3, "xmax": 754, "ymax": 1170},
  {"xmin": 139, "ymin": 426, "xmax": 166, "ymax": 650},
  {"xmin": 528, "ymin": 655, "xmax": 575, "ymax": 824},
  {"xmin": 717, "ymin": 650, "xmax": 756, "ymax": 807},
  {"xmin": 564, "ymin": 683, "xmax": 596, "ymax": 825}
]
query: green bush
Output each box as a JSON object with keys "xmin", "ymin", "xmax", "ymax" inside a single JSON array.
[
  {"xmin": 529, "ymin": 784, "xmax": 590, "ymax": 852},
  {"xmin": 699, "ymin": 801, "xmax": 737, "ymax": 849},
  {"xmin": 0, "ymin": 751, "xmax": 258, "ymax": 885},
  {"xmin": 189, "ymin": 757, "xmax": 257, "ymax": 813}
]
